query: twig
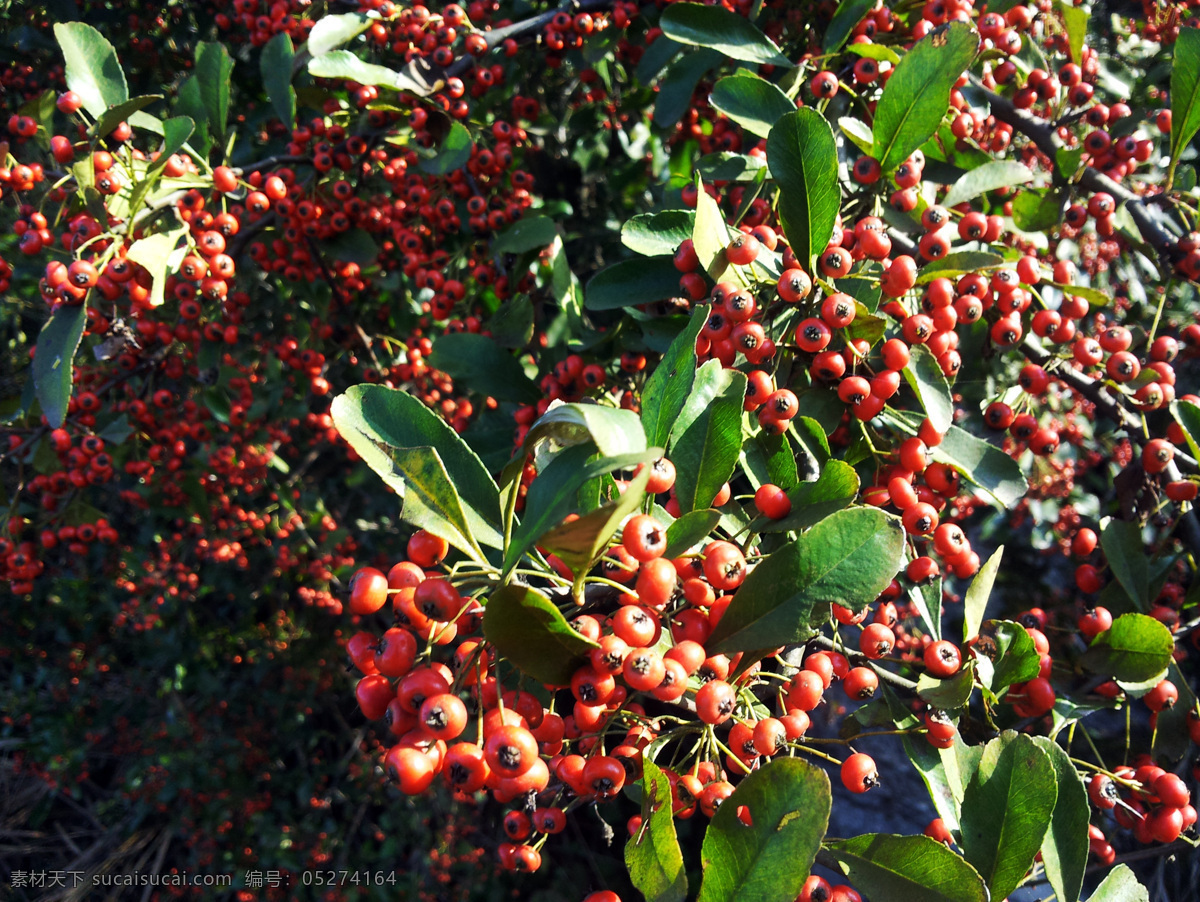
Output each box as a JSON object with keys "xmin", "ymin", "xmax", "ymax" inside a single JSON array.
[
  {"xmin": 227, "ymin": 210, "xmax": 274, "ymax": 259},
  {"xmin": 139, "ymin": 830, "xmax": 173, "ymax": 902},
  {"xmin": 442, "ymin": 0, "xmax": 618, "ymax": 81},
  {"xmin": 354, "ymin": 323, "xmax": 386, "ymax": 376},
  {"xmin": 238, "ymin": 154, "xmax": 309, "ymax": 174},
  {"xmin": 808, "ymin": 633, "xmax": 920, "ymax": 692},
  {"xmin": 305, "ymin": 234, "xmax": 347, "ymax": 304}
]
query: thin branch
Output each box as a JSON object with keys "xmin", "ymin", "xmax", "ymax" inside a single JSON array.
[
  {"xmin": 442, "ymin": 0, "xmax": 618, "ymax": 81},
  {"xmin": 808, "ymin": 633, "xmax": 920, "ymax": 693}
]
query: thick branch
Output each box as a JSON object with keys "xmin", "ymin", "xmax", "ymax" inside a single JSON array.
[
  {"xmin": 1021, "ymin": 336, "xmax": 1198, "ymax": 471},
  {"xmin": 978, "ymin": 83, "xmax": 1179, "ymax": 264},
  {"xmin": 1024, "ymin": 336, "xmax": 1200, "ymax": 558},
  {"xmin": 1021, "ymin": 337, "xmax": 1142, "ymax": 433}
]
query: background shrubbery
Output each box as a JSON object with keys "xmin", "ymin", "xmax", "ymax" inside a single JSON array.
[{"xmin": 3, "ymin": 0, "xmax": 1200, "ymax": 899}]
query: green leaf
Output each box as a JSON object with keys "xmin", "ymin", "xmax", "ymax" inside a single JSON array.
[
  {"xmin": 707, "ymin": 508, "xmax": 905, "ymax": 654},
  {"xmin": 846, "ymin": 308, "xmax": 887, "ymax": 347},
  {"xmin": 909, "ymin": 576, "xmax": 943, "ymax": 642},
  {"xmin": 846, "ymin": 42, "xmax": 901, "ymax": 64},
  {"xmin": 824, "ymin": 834, "xmax": 987, "ymax": 902},
  {"xmin": 641, "ymin": 310, "xmax": 705, "ymax": 449},
  {"xmin": 204, "ymin": 387, "xmax": 232, "ymax": 424},
  {"xmin": 18, "ymin": 89, "xmax": 56, "ymax": 149},
  {"xmin": 789, "ymin": 417, "xmax": 831, "ymax": 478},
  {"xmin": 1088, "ymin": 865, "xmax": 1150, "ymax": 902},
  {"xmin": 1011, "ymin": 188, "xmax": 1062, "ymax": 231},
  {"xmin": 90, "ymin": 95, "xmax": 162, "ymax": 141},
  {"xmin": 330, "ymin": 384, "xmax": 502, "ymax": 557},
  {"xmin": 393, "ymin": 446, "xmax": 493, "ymax": 563},
  {"xmin": 1116, "ymin": 668, "xmax": 1172, "ymax": 699},
  {"xmin": 1031, "ymin": 737, "xmax": 1089, "ymax": 902},
  {"xmin": 488, "ymin": 296, "xmax": 535, "ymax": 348},
  {"xmin": 54, "ymin": 22, "xmax": 128, "ymax": 118},
  {"xmin": 308, "ymin": 50, "xmax": 442, "ymax": 96},
  {"xmin": 697, "ymin": 152, "xmax": 771, "ymax": 182},
  {"xmin": 654, "ymin": 49, "xmax": 724, "ymax": 128},
  {"xmin": 974, "ymin": 620, "xmax": 1041, "ymax": 692},
  {"xmin": 33, "ymin": 304, "xmax": 87, "ymax": 430},
  {"xmin": 841, "ymin": 274, "xmax": 882, "ymax": 314},
  {"xmin": 942, "ymin": 160, "xmax": 1035, "ymax": 208},
  {"xmin": 539, "ymin": 466, "xmax": 651, "ymax": 574},
  {"xmin": 1052, "ymin": 281, "xmax": 1110, "ymax": 307},
  {"xmin": 768, "ymin": 109, "xmax": 840, "ymax": 267},
  {"xmin": 505, "ymin": 446, "xmax": 658, "ymax": 578},
  {"xmin": 740, "ymin": 430, "xmax": 801, "ymax": 493},
  {"xmin": 513, "ymin": 402, "xmax": 648, "ymax": 462},
  {"xmin": 669, "ymin": 360, "xmax": 746, "ymax": 513},
  {"xmin": 697, "ymin": 758, "xmax": 830, "ymax": 902},
  {"xmin": 323, "ymin": 228, "xmax": 379, "ymax": 266},
  {"xmin": 493, "ymin": 215, "xmax": 557, "ymax": 254},
  {"xmin": 710, "ymin": 72, "xmax": 795, "ymax": 139},
  {"xmin": 482, "ymin": 585, "xmax": 598, "ymax": 686},
  {"xmin": 1171, "ymin": 28, "xmax": 1200, "ymax": 179},
  {"xmin": 1177, "ymin": 162, "xmax": 1198, "ymax": 191},
  {"xmin": 129, "ymin": 110, "xmax": 165, "ymax": 135},
  {"xmin": 903, "ymin": 733, "xmax": 983, "ymax": 835},
  {"xmin": 638, "ymin": 34, "xmax": 683, "ymax": 83},
  {"xmin": 915, "ymin": 419, "xmax": 1027, "ymax": 507},
  {"xmin": 195, "ymin": 41, "xmax": 233, "ymax": 140},
  {"xmin": 840, "ymin": 116, "xmax": 876, "ymax": 155},
  {"xmin": 917, "ymin": 664, "xmax": 975, "ymax": 711},
  {"xmin": 622, "ymin": 210, "xmax": 696, "ymax": 256},
  {"xmin": 627, "ymin": 758, "xmax": 688, "ymax": 902},
  {"xmin": 175, "ymin": 77, "xmax": 211, "ymax": 157},
  {"xmin": 823, "ymin": 0, "xmax": 876, "ymax": 53},
  {"xmin": 262, "ymin": 32, "xmax": 297, "ymax": 127},
  {"xmin": 420, "ymin": 121, "xmax": 473, "ymax": 175},
  {"xmin": 585, "ymin": 256, "xmax": 682, "ymax": 310},
  {"xmin": 307, "ymin": 12, "xmax": 373, "ymax": 56},
  {"xmin": 664, "ymin": 509, "xmax": 722, "ymax": 557},
  {"xmin": 750, "ymin": 459, "xmax": 860, "ymax": 534},
  {"xmin": 914, "ymin": 251, "xmax": 1005, "ymax": 284},
  {"xmin": 126, "ymin": 116, "xmax": 195, "ymax": 219},
  {"xmin": 963, "ymin": 546, "xmax": 1003, "ymax": 642},
  {"xmin": 1057, "ymin": 1, "xmax": 1089, "ymax": 64},
  {"xmin": 660, "ymin": 2, "xmax": 791, "ymax": 66},
  {"xmin": 1170, "ymin": 399, "xmax": 1200, "ymax": 462},
  {"xmin": 125, "ymin": 219, "xmax": 188, "ymax": 308},
  {"xmin": 692, "ymin": 180, "xmax": 739, "ymax": 284},
  {"xmin": 1100, "ymin": 519, "xmax": 1149, "ymax": 611},
  {"xmin": 96, "ymin": 414, "xmax": 133, "ymax": 446},
  {"xmin": 1082, "ymin": 613, "xmax": 1176, "ymax": 683},
  {"xmin": 960, "ymin": 732, "xmax": 1058, "ymax": 902},
  {"xmin": 904, "ymin": 346, "xmax": 954, "ymax": 433},
  {"xmin": 1053, "ymin": 147, "xmax": 1084, "ymax": 182},
  {"xmin": 872, "ymin": 22, "xmax": 978, "ymax": 173},
  {"xmin": 428, "ymin": 333, "xmax": 541, "ymax": 403}
]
